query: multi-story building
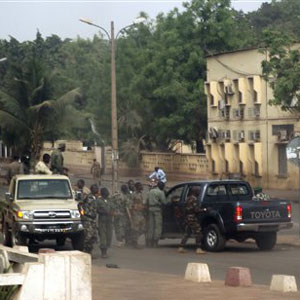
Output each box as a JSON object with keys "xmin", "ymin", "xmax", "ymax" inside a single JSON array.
[{"xmin": 205, "ymin": 48, "xmax": 300, "ymax": 190}]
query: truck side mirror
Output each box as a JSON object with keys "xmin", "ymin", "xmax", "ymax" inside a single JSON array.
[
  {"xmin": 5, "ymin": 192, "xmax": 13, "ymax": 202},
  {"xmin": 75, "ymin": 191, "xmax": 82, "ymax": 202}
]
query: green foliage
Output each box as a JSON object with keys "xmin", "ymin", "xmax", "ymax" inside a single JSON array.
[{"xmin": 261, "ymin": 29, "xmax": 300, "ymax": 111}]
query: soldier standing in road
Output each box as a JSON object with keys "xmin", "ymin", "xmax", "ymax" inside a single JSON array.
[
  {"xmin": 130, "ymin": 182, "xmax": 146, "ymax": 248},
  {"xmin": 74, "ymin": 179, "xmax": 91, "ymax": 202},
  {"xmin": 91, "ymin": 159, "xmax": 102, "ymax": 186},
  {"xmin": 178, "ymin": 186, "xmax": 205, "ymax": 255},
  {"xmin": 146, "ymin": 181, "xmax": 168, "ymax": 247},
  {"xmin": 112, "ymin": 185, "xmax": 132, "ymax": 247},
  {"xmin": 127, "ymin": 179, "xmax": 135, "ymax": 195},
  {"xmin": 79, "ymin": 184, "xmax": 98, "ymax": 254},
  {"xmin": 96, "ymin": 187, "xmax": 114, "ymax": 258},
  {"xmin": 50, "ymin": 143, "xmax": 66, "ymax": 175}
]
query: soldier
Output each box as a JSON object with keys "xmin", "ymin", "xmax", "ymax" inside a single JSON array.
[
  {"xmin": 178, "ymin": 186, "xmax": 205, "ymax": 255},
  {"xmin": 146, "ymin": 181, "xmax": 168, "ymax": 247},
  {"xmin": 35, "ymin": 153, "xmax": 52, "ymax": 175},
  {"xmin": 50, "ymin": 143, "xmax": 66, "ymax": 175},
  {"xmin": 96, "ymin": 187, "xmax": 114, "ymax": 258},
  {"xmin": 127, "ymin": 179, "xmax": 135, "ymax": 195},
  {"xmin": 91, "ymin": 159, "xmax": 102, "ymax": 185},
  {"xmin": 130, "ymin": 182, "xmax": 145, "ymax": 248},
  {"xmin": 112, "ymin": 185, "xmax": 132, "ymax": 247},
  {"xmin": 74, "ymin": 179, "xmax": 90, "ymax": 202},
  {"xmin": 7, "ymin": 156, "xmax": 23, "ymax": 183},
  {"xmin": 79, "ymin": 184, "xmax": 98, "ymax": 254}
]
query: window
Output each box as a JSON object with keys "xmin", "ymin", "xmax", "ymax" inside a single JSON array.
[
  {"xmin": 272, "ymin": 125, "xmax": 294, "ymax": 137},
  {"xmin": 210, "ymin": 95, "xmax": 214, "ymax": 106},
  {"xmin": 17, "ymin": 180, "xmax": 72, "ymax": 200},
  {"xmin": 185, "ymin": 185, "xmax": 202, "ymax": 202},
  {"xmin": 229, "ymin": 184, "xmax": 249, "ymax": 195},
  {"xmin": 207, "ymin": 185, "xmax": 227, "ymax": 196},
  {"xmin": 167, "ymin": 185, "xmax": 185, "ymax": 203},
  {"xmin": 278, "ymin": 145, "xmax": 288, "ymax": 176}
]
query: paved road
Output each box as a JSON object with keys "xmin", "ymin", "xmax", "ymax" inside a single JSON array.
[{"xmin": 92, "ymin": 239, "xmax": 300, "ymax": 286}]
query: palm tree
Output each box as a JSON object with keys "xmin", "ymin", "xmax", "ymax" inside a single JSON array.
[{"xmin": 0, "ymin": 56, "xmax": 81, "ymax": 161}]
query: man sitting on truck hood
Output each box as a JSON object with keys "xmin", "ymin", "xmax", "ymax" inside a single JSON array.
[{"xmin": 35, "ymin": 153, "xmax": 52, "ymax": 175}]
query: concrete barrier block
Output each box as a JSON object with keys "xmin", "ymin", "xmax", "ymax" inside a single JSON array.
[
  {"xmin": 13, "ymin": 246, "xmax": 29, "ymax": 253},
  {"xmin": 38, "ymin": 248, "xmax": 56, "ymax": 254},
  {"xmin": 184, "ymin": 263, "xmax": 211, "ymax": 283},
  {"xmin": 225, "ymin": 267, "xmax": 252, "ymax": 287},
  {"xmin": 38, "ymin": 251, "xmax": 92, "ymax": 300},
  {"xmin": 59, "ymin": 251, "xmax": 92, "ymax": 300},
  {"xmin": 16, "ymin": 263, "xmax": 44, "ymax": 300},
  {"xmin": 270, "ymin": 275, "xmax": 298, "ymax": 292}
]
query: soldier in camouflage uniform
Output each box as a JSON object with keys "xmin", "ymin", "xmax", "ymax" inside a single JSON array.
[
  {"xmin": 178, "ymin": 186, "xmax": 205, "ymax": 255},
  {"xmin": 79, "ymin": 184, "xmax": 98, "ymax": 254},
  {"xmin": 96, "ymin": 187, "xmax": 114, "ymax": 258},
  {"xmin": 50, "ymin": 143, "xmax": 66, "ymax": 175},
  {"xmin": 146, "ymin": 181, "xmax": 168, "ymax": 247},
  {"xmin": 130, "ymin": 182, "xmax": 145, "ymax": 248},
  {"xmin": 112, "ymin": 185, "xmax": 132, "ymax": 247}
]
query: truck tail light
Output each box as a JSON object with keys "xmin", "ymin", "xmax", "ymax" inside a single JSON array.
[
  {"xmin": 234, "ymin": 206, "xmax": 243, "ymax": 222},
  {"xmin": 287, "ymin": 204, "xmax": 292, "ymax": 218}
]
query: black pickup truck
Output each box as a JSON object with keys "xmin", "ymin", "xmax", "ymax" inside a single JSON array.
[{"xmin": 162, "ymin": 180, "xmax": 293, "ymax": 251}]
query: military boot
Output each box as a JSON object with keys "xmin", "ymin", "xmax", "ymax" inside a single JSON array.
[
  {"xmin": 178, "ymin": 247, "xmax": 187, "ymax": 253},
  {"xmin": 195, "ymin": 248, "xmax": 206, "ymax": 255},
  {"xmin": 101, "ymin": 248, "xmax": 108, "ymax": 258}
]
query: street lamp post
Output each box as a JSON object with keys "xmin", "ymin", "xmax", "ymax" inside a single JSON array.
[{"xmin": 79, "ymin": 19, "xmax": 127, "ymax": 194}]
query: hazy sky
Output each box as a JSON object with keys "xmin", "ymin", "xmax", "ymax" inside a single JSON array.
[{"xmin": 0, "ymin": 0, "xmax": 271, "ymax": 42}]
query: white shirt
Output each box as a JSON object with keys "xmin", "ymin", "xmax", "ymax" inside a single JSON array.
[
  {"xmin": 35, "ymin": 161, "xmax": 52, "ymax": 175},
  {"xmin": 149, "ymin": 168, "xmax": 167, "ymax": 183}
]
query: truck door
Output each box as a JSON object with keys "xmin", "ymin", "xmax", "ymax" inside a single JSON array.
[{"xmin": 162, "ymin": 184, "xmax": 186, "ymax": 237}]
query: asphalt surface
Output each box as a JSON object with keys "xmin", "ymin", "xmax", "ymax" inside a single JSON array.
[{"xmin": 90, "ymin": 238, "xmax": 300, "ymax": 286}]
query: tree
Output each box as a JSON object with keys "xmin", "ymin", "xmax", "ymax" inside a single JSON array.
[
  {"xmin": 0, "ymin": 55, "xmax": 81, "ymax": 160},
  {"xmin": 260, "ymin": 29, "xmax": 300, "ymax": 111}
]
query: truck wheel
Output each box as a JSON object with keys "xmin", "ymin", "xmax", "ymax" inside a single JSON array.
[
  {"xmin": 3, "ymin": 223, "xmax": 12, "ymax": 247},
  {"xmin": 11, "ymin": 229, "xmax": 27, "ymax": 247},
  {"xmin": 71, "ymin": 233, "xmax": 84, "ymax": 251},
  {"xmin": 56, "ymin": 237, "xmax": 66, "ymax": 247},
  {"xmin": 255, "ymin": 232, "xmax": 277, "ymax": 251},
  {"xmin": 203, "ymin": 224, "xmax": 226, "ymax": 252}
]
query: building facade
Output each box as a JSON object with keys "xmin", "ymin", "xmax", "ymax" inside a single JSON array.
[{"xmin": 205, "ymin": 48, "xmax": 300, "ymax": 190}]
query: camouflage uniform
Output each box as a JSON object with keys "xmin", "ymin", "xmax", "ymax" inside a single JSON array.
[
  {"xmin": 146, "ymin": 187, "xmax": 168, "ymax": 246},
  {"xmin": 91, "ymin": 160, "xmax": 102, "ymax": 185},
  {"xmin": 50, "ymin": 149, "xmax": 64, "ymax": 174},
  {"xmin": 96, "ymin": 196, "xmax": 113, "ymax": 249},
  {"xmin": 112, "ymin": 193, "xmax": 131, "ymax": 243},
  {"xmin": 180, "ymin": 195, "xmax": 203, "ymax": 249},
  {"xmin": 131, "ymin": 190, "xmax": 146, "ymax": 246},
  {"xmin": 79, "ymin": 194, "xmax": 98, "ymax": 254}
]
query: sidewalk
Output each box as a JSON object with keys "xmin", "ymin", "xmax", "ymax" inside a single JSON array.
[{"xmin": 92, "ymin": 266, "xmax": 300, "ymax": 300}]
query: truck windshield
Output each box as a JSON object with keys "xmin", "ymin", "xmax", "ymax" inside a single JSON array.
[{"xmin": 17, "ymin": 179, "xmax": 72, "ymax": 200}]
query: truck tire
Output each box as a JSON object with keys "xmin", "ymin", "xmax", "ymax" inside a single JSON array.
[
  {"xmin": 71, "ymin": 233, "xmax": 84, "ymax": 251},
  {"xmin": 203, "ymin": 224, "xmax": 226, "ymax": 252},
  {"xmin": 56, "ymin": 237, "xmax": 66, "ymax": 247},
  {"xmin": 3, "ymin": 223, "xmax": 12, "ymax": 247},
  {"xmin": 255, "ymin": 232, "xmax": 277, "ymax": 251},
  {"xmin": 11, "ymin": 229, "xmax": 27, "ymax": 247}
]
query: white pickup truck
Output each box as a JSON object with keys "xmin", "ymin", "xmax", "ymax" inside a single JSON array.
[{"xmin": 1, "ymin": 174, "xmax": 84, "ymax": 250}]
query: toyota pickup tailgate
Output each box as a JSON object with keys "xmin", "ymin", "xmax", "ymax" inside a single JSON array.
[{"xmin": 235, "ymin": 199, "xmax": 293, "ymax": 231}]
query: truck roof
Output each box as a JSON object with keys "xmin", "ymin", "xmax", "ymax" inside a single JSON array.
[
  {"xmin": 171, "ymin": 179, "xmax": 249, "ymax": 186},
  {"xmin": 14, "ymin": 174, "xmax": 70, "ymax": 180}
]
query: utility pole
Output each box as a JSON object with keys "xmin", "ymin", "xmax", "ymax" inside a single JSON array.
[{"xmin": 110, "ymin": 21, "xmax": 119, "ymax": 194}]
